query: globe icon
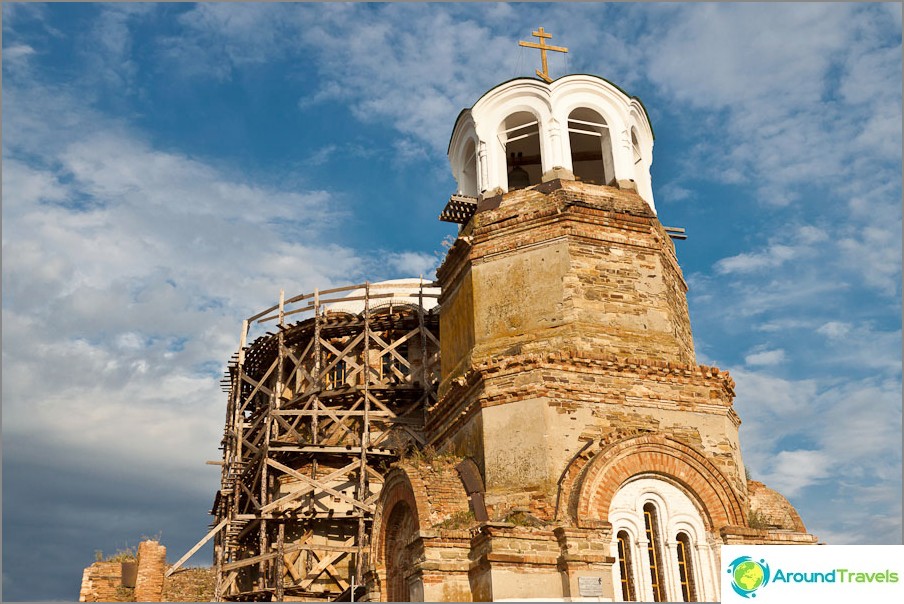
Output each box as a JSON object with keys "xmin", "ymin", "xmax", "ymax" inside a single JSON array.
[{"xmin": 733, "ymin": 560, "xmax": 765, "ymax": 592}]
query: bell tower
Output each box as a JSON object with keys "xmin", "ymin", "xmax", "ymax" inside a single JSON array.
[
  {"xmin": 370, "ymin": 29, "xmax": 817, "ymax": 603},
  {"xmin": 433, "ymin": 69, "xmax": 711, "ymax": 505}
]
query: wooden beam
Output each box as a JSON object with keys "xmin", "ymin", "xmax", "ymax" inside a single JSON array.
[
  {"xmin": 221, "ymin": 540, "xmax": 359, "ymax": 572},
  {"xmin": 165, "ymin": 518, "xmax": 228, "ymax": 577},
  {"xmin": 299, "ymin": 538, "xmax": 354, "ymax": 590},
  {"xmin": 266, "ymin": 459, "xmax": 374, "ymax": 513},
  {"xmin": 260, "ymin": 460, "xmax": 360, "ymax": 514}
]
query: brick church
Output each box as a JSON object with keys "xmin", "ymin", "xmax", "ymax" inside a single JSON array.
[{"xmin": 207, "ymin": 30, "xmax": 818, "ymax": 603}]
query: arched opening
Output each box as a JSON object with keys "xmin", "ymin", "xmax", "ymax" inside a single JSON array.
[
  {"xmin": 460, "ymin": 138, "xmax": 478, "ymax": 197},
  {"xmin": 643, "ymin": 502, "xmax": 667, "ymax": 602},
  {"xmin": 384, "ymin": 501, "xmax": 418, "ymax": 602},
  {"xmin": 608, "ymin": 476, "xmax": 717, "ymax": 603},
  {"xmin": 500, "ymin": 111, "xmax": 542, "ymax": 190},
  {"xmin": 568, "ymin": 108, "xmax": 614, "ymax": 185},
  {"xmin": 676, "ymin": 532, "xmax": 697, "ymax": 602},
  {"xmin": 616, "ymin": 530, "xmax": 636, "ymax": 601}
]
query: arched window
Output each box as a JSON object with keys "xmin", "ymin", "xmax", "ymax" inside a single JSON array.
[
  {"xmin": 616, "ymin": 530, "xmax": 636, "ymax": 601},
  {"xmin": 500, "ymin": 112, "xmax": 542, "ymax": 190},
  {"xmin": 643, "ymin": 502, "xmax": 666, "ymax": 602},
  {"xmin": 609, "ymin": 477, "xmax": 716, "ymax": 602},
  {"xmin": 676, "ymin": 532, "xmax": 697, "ymax": 602},
  {"xmin": 460, "ymin": 138, "xmax": 478, "ymax": 197},
  {"xmin": 568, "ymin": 108, "xmax": 614, "ymax": 185}
]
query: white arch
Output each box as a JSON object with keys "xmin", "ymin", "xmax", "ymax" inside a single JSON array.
[
  {"xmin": 448, "ymin": 75, "xmax": 657, "ymax": 211},
  {"xmin": 609, "ymin": 476, "xmax": 718, "ymax": 602}
]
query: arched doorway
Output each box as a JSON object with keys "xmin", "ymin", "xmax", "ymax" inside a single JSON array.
[{"xmin": 384, "ymin": 501, "xmax": 418, "ymax": 602}]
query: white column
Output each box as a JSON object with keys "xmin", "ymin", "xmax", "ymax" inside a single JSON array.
[
  {"xmin": 477, "ymin": 141, "xmax": 488, "ymax": 194},
  {"xmin": 636, "ymin": 537, "xmax": 653, "ymax": 602},
  {"xmin": 664, "ymin": 540, "xmax": 681, "ymax": 602},
  {"xmin": 547, "ymin": 117, "xmax": 563, "ymax": 171},
  {"xmin": 697, "ymin": 541, "xmax": 719, "ymax": 602},
  {"xmin": 615, "ymin": 128, "xmax": 633, "ymax": 185}
]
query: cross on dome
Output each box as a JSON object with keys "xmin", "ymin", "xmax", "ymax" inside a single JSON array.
[{"xmin": 518, "ymin": 26, "xmax": 568, "ymax": 83}]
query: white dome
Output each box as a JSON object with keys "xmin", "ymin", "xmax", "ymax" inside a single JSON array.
[
  {"xmin": 324, "ymin": 278, "xmax": 440, "ymax": 315},
  {"xmin": 448, "ymin": 74, "xmax": 656, "ymax": 213}
]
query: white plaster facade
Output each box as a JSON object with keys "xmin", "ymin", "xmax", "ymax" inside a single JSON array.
[
  {"xmin": 608, "ymin": 476, "xmax": 720, "ymax": 602},
  {"xmin": 448, "ymin": 74, "xmax": 656, "ymax": 213}
]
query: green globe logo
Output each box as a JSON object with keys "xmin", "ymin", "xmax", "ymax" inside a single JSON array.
[{"xmin": 727, "ymin": 556, "xmax": 771, "ymax": 598}]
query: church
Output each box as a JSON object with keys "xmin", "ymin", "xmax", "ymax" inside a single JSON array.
[{"xmin": 209, "ymin": 29, "xmax": 817, "ymax": 602}]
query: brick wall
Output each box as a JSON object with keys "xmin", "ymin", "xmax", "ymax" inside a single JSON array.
[
  {"xmin": 79, "ymin": 540, "xmax": 171, "ymax": 602},
  {"xmin": 79, "ymin": 562, "xmax": 123, "ymax": 602},
  {"xmin": 134, "ymin": 540, "xmax": 167, "ymax": 602}
]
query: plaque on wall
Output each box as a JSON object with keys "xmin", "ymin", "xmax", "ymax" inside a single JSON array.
[{"xmin": 578, "ymin": 576, "xmax": 604, "ymax": 597}]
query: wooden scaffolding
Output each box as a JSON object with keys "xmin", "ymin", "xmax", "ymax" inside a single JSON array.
[{"xmin": 211, "ymin": 281, "xmax": 440, "ymax": 601}]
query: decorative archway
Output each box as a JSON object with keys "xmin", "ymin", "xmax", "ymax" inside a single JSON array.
[
  {"xmin": 566, "ymin": 434, "xmax": 746, "ymax": 530},
  {"xmin": 372, "ymin": 466, "xmax": 431, "ymax": 602}
]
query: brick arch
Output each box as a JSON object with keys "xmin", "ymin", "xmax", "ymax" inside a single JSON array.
[
  {"xmin": 572, "ymin": 434, "xmax": 745, "ymax": 530},
  {"xmin": 372, "ymin": 464, "xmax": 431, "ymax": 564}
]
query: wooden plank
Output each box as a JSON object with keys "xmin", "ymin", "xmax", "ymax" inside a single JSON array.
[
  {"xmin": 165, "ymin": 518, "xmax": 228, "ymax": 577},
  {"xmin": 266, "ymin": 459, "xmax": 374, "ymax": 513},
  {"xmin": 221, "ymin": 540, "xmax": 359, "ymax": 572},
  {"xmin": 239, "ymin": 359, "xmax": 278, "ymax": 412},
  {"xmin": 299, "ymin": 538, "xmax": 354, "ymax": 590},
  {"xmin": 267, "ymin": 445, "xmax": 394, "ymax": 455},
  {"xmin": 271, "ymin": 409, "xmax": 393, "ymax": 417},
  {"xmin": 283, "ymin": 551, "xmax": 302, "ymax": 583},
  {"xmin": 260, "ymin": 460, "xmax": 360, "ymax": 514},
  {"xmin": 248, "ymin": 303, "xmax": 280, "ymax": 323},
  {"xmin": 240, "ymin": 481, "xmax": 262, "ymax": 510}
]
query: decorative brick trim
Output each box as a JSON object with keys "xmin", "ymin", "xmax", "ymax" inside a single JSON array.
[
  {"xmin": 571, "ymin": 434, "xmax": 745, "ymax": 529},
  {"xmin": 372, "ymin": 465, "xmax": 431, "ymax": 564}
]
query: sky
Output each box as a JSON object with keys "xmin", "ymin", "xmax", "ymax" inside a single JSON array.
[{"xmin": 1, "ymin": 2, "xmax": 901, "ymax": 601}]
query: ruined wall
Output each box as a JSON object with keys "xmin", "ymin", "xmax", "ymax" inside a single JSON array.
[
  {"xmin": 80, "ymin": 562, "xmax": 126, "ymax": 603},
  {"xmin": 79, "ymin": 540, "xmax": 215, "ymax": 602},
  {"xmin": 134, "ymin": 540, "xmax": 167, "ymax": 602}
]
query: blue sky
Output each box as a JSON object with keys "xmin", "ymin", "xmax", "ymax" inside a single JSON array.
[{"xmin": 2, "ymin": 2, "xmax": 901, "ymax": 601}]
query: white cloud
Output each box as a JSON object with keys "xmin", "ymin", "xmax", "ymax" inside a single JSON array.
[
  {"xmin": 744, "ymin": 349, "xmax": 785, "ymax": 366},
  {"xmin": 383, "ymin": 251, "xmax": 439, "ymax": 279},
  {"xmin": 715, "ymin": 244, "xmax": 797, "ymax": 274},
  {"xmin": 1, "ymin": 72, "xmax": 372, "ymax": 495},
  {"xmin": 816, "ymin": 321, "xmax": 851, "ymax": 339},
  {"xmin": 3, "ymin": 42, "xmax": 35, "ymax": 60},
  {"xmin": 657, "ymin": 181, "xmax": 692, "ymax": 203},
  {"xmin": 733, "ymin": 365, "xmax": 900, "ymax": 519},
  {"xmin": 715, "ymin": 226, "xmax": 828, "ymax": 275},
  {"xmin": 758, "ymin": 449, "xmax": 833, "ymax": 498}
]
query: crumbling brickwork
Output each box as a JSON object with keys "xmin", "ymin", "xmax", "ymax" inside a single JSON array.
[
  {"xmin": 367, "ymin": 178, "xmax": 817, "ymax": 602},
  {"xmin": 79, "ymin": 562, "xmax": 124, "ymax": 602},
  {"xmin": 79, "ymin": 540, "xmax": 188, "ymax": 603},
  {"xmin": 134, "ymin": 540, "xmax": 167, "ymax": 602}
]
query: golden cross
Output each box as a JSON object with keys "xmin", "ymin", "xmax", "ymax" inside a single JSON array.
[{"xmin": 519, "ymin": 26, "xmax": 568, "ymax": 83}]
